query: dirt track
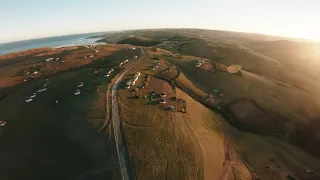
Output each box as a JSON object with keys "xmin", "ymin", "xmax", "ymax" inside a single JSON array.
[{"xmin": 111, "ymin": 48, "xmax": 145, "ymax": 180}]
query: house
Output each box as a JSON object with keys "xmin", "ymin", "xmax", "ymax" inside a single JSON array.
[
  {"xmin": 25, "ymin": 97, "xmax": 33, "ymax": 103},
  {"xmin": 36, "ymin": 87, "xmax": 46, "ymax": 93},
  {"xmin": 159, "ymin": 98, "xmax": 166, "ymax": 104},
  {"xmin": 78, "ymin": 82, "xmax": 84, "ymax": 87},
  {"xmin": 45, "ymin": 58, "xmax": 53, "ymax": 62},
  {"xmin": 160, "ymin": 92, "xmax": 166, "ymax": 98},
  {"xmin": 29, "ymin": 93, "xmax": 36, "ymax": 98},
  {"xmin": 74, "ymin": 89, "xmax": 81, "ymax": 95},
  {"xmin": 0, "ymin": 120, "xmax": 7, "ymax": 127}
]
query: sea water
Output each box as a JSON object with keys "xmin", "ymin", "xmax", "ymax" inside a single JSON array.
[{"xmin": 0, "ymin": 33, "xmax": 106, "ymax": 55}]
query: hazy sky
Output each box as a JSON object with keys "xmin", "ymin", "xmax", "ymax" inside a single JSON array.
[{"xmin": 0, "ymin": 0, "xmax": 319, "ymax": 43}]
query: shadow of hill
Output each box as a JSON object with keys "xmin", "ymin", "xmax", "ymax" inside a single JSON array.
[{"xmin": 0, "ymin": 48, "xmax": 143, "ymax": 180}]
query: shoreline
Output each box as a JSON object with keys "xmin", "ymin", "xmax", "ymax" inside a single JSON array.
[{"xmin": 0, "ymin": 34, "xmax": 105, "ymax": 56}]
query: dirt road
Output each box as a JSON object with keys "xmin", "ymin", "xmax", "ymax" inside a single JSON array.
[{"xmin": 111, "ymin": 48, "xmax": 145, "ymax": 180}]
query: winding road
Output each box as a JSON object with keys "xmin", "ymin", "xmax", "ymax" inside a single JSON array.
[{"xmin": 111, "ymin": 48, "xmax": 145, "ymax": 180}]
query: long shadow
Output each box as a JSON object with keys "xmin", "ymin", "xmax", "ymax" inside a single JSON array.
[
  {"xmin": 0, "ymin": 48, "xmax": 143, "ymax": 180},
  {"xmin": 145, "ymin": 100, "xmax": 160, "ymax": 106},
  {"xmin": 118, "ymin": 113, "xmax": 136, "ymax": 180}
]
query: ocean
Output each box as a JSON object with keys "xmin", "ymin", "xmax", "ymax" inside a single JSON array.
[{"xmin": 0, "ymin": 33, "xmax": 106, "ymax": 55}]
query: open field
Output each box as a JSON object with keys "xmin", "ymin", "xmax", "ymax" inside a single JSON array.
[
  {"xmin": 117, "ymin": 42, "xmax": 320, "ymax": 179},
  {"xmin": 2, "ymin": 28, "xmax": 320, "ymax": 180},
  {"xmin": 118, "ymin": 53, "xmax": 232, "ymax": 179}
]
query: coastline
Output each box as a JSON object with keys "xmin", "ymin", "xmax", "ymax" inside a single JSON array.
[{"xmin": 0, "ymin": 33, "xmax": 106, "ymax": 56}]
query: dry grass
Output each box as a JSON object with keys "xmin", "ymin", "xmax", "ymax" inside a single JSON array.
[
  {"xmin": 118, "ymin": 77, "xmax": 204, "ymax": 179},
  {"xmin": 175, "ymin": 88, "xmax": 226, "ymax": 180},
  {"xmin": 164, "ymin": 49, "xmax": 320, "ymax": 179}
]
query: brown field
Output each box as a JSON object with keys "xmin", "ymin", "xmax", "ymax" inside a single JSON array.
[
  {"xmin": 158, "ymin": 47, "xmax": 320, "ymax": 179},
  {"xmin": 123, "ymin": 45, "xmax": 320, "ymax": 179},
  {"xmin": 2, "ymin": 29, "xmax": 320, "ymax": 180},
  {"xmin": 118, "ymin": 48, "xmax": 252, "ymax": 179}
]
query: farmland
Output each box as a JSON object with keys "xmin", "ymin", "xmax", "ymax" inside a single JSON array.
[{"xmin": 1, "ymin": 28, "xmax": 320, "ymax": 180}]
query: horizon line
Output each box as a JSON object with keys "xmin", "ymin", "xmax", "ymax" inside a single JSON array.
[{"xmin": 0, "ymin": 28, "xmax": 318, "ymax": 44}]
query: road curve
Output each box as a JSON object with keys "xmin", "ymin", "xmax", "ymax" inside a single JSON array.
[{"xmin": 111, "ymin": 48, "xmax": 145, "ymax": 180}]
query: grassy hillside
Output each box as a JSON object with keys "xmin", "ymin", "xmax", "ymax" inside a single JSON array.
[{"xmin": 116, "ymin": 36, "xmax": 161, "ymax": 46}]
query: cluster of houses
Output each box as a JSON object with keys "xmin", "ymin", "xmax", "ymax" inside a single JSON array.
[
  {"xmin": 45, "ymin": 57, "xmax": 60, "ymax": 62},
  {"xmin": 119, "ymin": 59, "xmax": 129, "ymax": 67},
  {"xmin": 83, "ymin": 55, "xmax": 94, "ymax": 59},
  {"xmin": 25, "ymin": 79, "xmax": 51, "ymax": 103},
  {"xmin": 104, "ymin": 68, "xmax": 114, "ymax": 77},
  {"xmin": 84, "ymin": 45, "xmax": 96, "ymax": 49},
  {"xmin": 44, "ymin": 57, "xmax": 63, "ymax": 63},
  {"xmin": 151, "ymin": 62, "xmax": 160, "ymax": 71},
  {"xmin": 74, "ymin": 82, "xmax": 84, "ymax": 96},
  {"xmin": 125, "ymin": 72, "xmax": 140, "ymax": 89},
  {"xmin": 140, "ymin": 74, "xmax": 149, "ymax": 89},
  {"xmin": 149, "ymin": 91, "xmax": 167, "ymax": 104},
  {"xmin": 82, "ymin": 44, "xmax": 101, "ymax": 58}
]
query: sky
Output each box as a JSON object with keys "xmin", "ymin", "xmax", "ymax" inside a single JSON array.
[{"xmin": 0, "ymin": 0, "xmax": 320, "ymax": 43}]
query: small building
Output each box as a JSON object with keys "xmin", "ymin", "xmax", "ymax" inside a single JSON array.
[
  {"xmin": 159, "ymin": 98, "xmax": 166, "ymax": 104},
  {"xmin": 45, "ymin": 58, "xmax": 53, "ymax": 62},
  {"xmin": 25, "ymin": 97, "xmax": 33, "ymax": 103},
  {"xmin": 78, "ymin": 82, "xmax": 84, "ymax": 87},
  {"xmin": 0, "ymin": 120, "xmax": 7, "ymax": 127},
  {"xmin": 74, "ymin": 89, "xmax": 81, "ymax": 95},
  {"xmin": 29, "ymin": 93, "xmax": 36, "ymax": 98},
  {"xmin": 160, "ymin": 92, "xmax": 166, "ymax": 98},
  {"xmin": 36, "ymin": 87, "xmax": 46, "ymax": 93}
]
